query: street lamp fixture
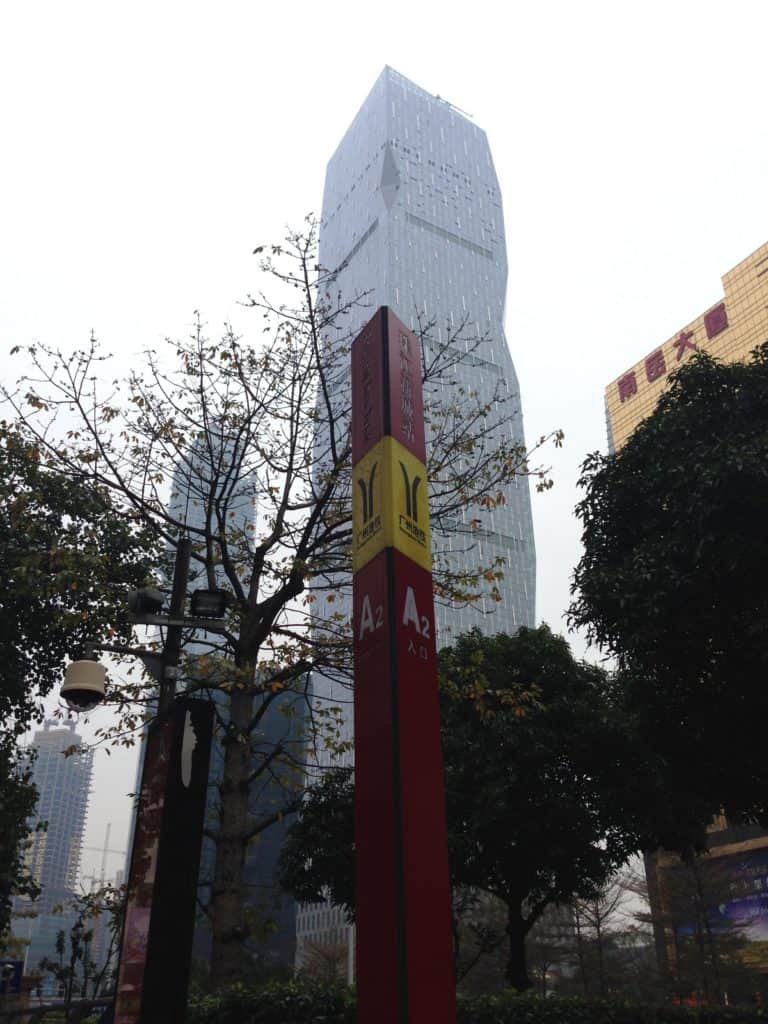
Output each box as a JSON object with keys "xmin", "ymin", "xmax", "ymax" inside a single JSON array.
[
  {"xmin": 126, "ymin": 587, "xmax": 164, "ymax": 616},
  {"xmin": 189, "ymin": 588, "xmax": 228, "ymax": 619}
]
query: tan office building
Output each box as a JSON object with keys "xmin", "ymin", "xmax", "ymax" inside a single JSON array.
[{"xmin": 606, "ymin": 239, "xmax": 768, "ymax": 451}]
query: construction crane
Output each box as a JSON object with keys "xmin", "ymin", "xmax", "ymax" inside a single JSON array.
[{"xmin": 82, "ymin": 823, "xmax": 125, "ymax": 885}]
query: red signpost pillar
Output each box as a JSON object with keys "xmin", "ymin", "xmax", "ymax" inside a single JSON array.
[{"xmin": 351, "ymin": 307, "xmax": 457, "ymax": 1023}]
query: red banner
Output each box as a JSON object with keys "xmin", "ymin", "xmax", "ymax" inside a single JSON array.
[{"xmin": 114, "ymin": 717, "xmax": 173, "ymax": 1024}]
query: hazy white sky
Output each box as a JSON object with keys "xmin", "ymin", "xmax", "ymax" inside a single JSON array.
[{"xmin": 3, "ymin": 0, "xmax": 767, "ymax": 881}]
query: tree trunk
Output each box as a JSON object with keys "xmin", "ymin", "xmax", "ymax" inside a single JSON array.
[
  {"xmin": 210, "ymin": 686, "xmax": 254, "ymax": 989},
  {"xmin": 595, "ymin": 908, "xmax": 606, "ymax": 998},
  {"xmin": 573, "ymin": 904, "xmax": 589, "ymax": 996},
  {"xmin": 693, "ymin": 862, "xmax": 724, "ymax": 1005},
  {"xmin": 505, "ymin": 901, "xmax": 533, "ymax": 992}
]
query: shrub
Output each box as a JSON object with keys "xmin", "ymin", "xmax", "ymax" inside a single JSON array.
[
  {"xmin": 188, "ymin": 983, "xmax": 768, "ymax": 1024},
  {"xmin": 187, "ymin": 979, "xmax": 354, "ymax": 1024},
  {"xmin": 456, "ymin": 993, "xmax": 768, "ymax": 1024}
]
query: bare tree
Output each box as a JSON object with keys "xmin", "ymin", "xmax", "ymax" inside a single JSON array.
[
  {"xmin": 3, "ymin": 218, "xmax": 560, "ymax": 987},
  {"xmin": 527, "ymin": 904, "xmax": 576, "ymax": 997},
  {"xmin": 571, "ymin": 878, "xmax": 628, "ymax": 997},
  {"xmin": 624, "ymin": 855, "xmax": 761, "ymax": 1005}
]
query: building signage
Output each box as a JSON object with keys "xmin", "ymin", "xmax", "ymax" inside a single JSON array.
[
  {"xmin": 351, "ymin": 307, "xmax": 456, "ymax": 1024},
  {"xmin": 616, "ymin": 302, "xmax": 729, "ymax": 404}
]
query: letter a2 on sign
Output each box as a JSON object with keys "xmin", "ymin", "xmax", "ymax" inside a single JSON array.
[
  {"xmin": 402, "ymin": 585, "xmax": 431, "ymax": 639},
  {"xmin": 358, "ymin": 594, "xmax": 384, "ymax": 640}
]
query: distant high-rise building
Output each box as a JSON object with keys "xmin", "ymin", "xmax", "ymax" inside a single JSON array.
[
  {"xmin": 15, "ymin": 719, "xmax": 93, "ymax": 973},
  {"xmin": 604, "ymin": 240, "xmax": 768, "ymax": 987},
  {"xmin": 297, "ymin": 65, "xmax": 536, "ymax": 969}
]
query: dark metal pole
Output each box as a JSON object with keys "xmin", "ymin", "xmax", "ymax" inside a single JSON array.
[
  {"xmin": 160, "ymin": 536, "xmax": 192, "ymax": 711},
  {"xmin": 113, "ymin": 535, "xmax": 212, "ymax": 1024}
]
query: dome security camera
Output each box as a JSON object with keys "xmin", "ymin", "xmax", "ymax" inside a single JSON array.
[{"xmin": 61, "ymin": 660, "xmax": 107, "ymax": 712}]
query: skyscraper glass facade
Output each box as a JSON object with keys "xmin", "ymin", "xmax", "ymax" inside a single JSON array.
[
  {"xmin": 297, "ymin": 66, "xmax": 535, "ymax": 968},
  {"xmin": 318, "ymin": 66, "xmax": 535, "ymax": 640}
]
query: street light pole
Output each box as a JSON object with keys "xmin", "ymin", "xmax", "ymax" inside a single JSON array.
[
  {"xmin": 110, "ymin": 537, "xmax": 214, "ymax": 1024},
  {"xmin": 159, "ymin": 536, "xmax": 191, "ymax": 712}
]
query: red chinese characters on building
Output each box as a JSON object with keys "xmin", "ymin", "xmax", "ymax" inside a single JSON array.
[
  {"xmin": 704, "ymin": 302, "xmax": 728, "ymax": 340},
  {"xmin": 645, "ymin": 349, "xmax": 666, "ymax": 383},
  {"xmin": 615, "ymin": 301, "xmax": 729, "ymax": 405},
  {"xmin": 673, "ymin": 330, "xmax": 697, "ymax": 361},
  {"xmin": 618, "ymin": 372, "xmax": 638, "ymax": 403}
]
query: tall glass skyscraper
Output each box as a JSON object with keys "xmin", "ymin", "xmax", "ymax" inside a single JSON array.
[
  {"xmin": 296, "ymin": 67, "xmax": 535, "ymax": 969},
  {"xmin": 319, "ymin": 66, "xmax": 534, "ymax": 637}
]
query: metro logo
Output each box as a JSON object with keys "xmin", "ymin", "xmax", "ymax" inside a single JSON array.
[
  {"xmin": 399, "ymin": 462, "xmax": 422, "ymax": 520},
  {"xmin": 352, "ymin": 437, "xmax": 432, "ymax": 572},
  {"xmin": 358, "ymin": 462, "xmax": 378, "ymax": 522}
]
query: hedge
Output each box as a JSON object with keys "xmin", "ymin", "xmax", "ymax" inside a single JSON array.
[
  {"xmin": 187, "ymin": 980, "xmax": 355, "ymax": 1024},
  {"xmin": 187, "ymin": 984, "xmax": 768, "ymax": 1024}
]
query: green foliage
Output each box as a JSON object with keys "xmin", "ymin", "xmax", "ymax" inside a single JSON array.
[
  {"xmin": 0, "ymin": 423, "xmax": 159, "ymax": 734},
  {"xmin": 188, "ymin": 982, "xmax": 768, "ymax": 1024},
  {"xmin": 187, "ymin": 979, "xmax": 355, "ymax": 1024},
  {"xmin": 0, "ymin": 733, "xmax": 39, "ymax": 943},
  {"xmin": 276, "ymin": 766, "xmax": 353, "ymax": 913},
  {"xmin": 0, "ymin": 424, "xmax": 155, "ymax": 934},
  {"xmin": 455, "ymin": 992, "xmax": 768, "ymax": 1023},
  {"xmin": 440, "ymin": 627, "xmax": 638, "ymax": 904},
  {"xmin": 280, "ymin": 627, "xmax": 644, "ymax": 991},
  {"xmin": 441, "ymin": 627, "xmax": 642, "ymax": 989},
  {"xmin": 571, "ymin": 344, "xmax": 768, "ymax": 852}
]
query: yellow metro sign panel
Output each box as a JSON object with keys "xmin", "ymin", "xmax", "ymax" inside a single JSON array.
[{"xmin": 352, "ymin": 436, "xmax": 432, "ymax": 573}]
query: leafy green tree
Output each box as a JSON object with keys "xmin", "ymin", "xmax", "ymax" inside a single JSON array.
[
  {"xmin": 0, "ymin": 424, "xmax": 156, "ymax": 927},
  {"xmin": 277, "ymin": 764, "xmax": 354, "ymax": 913},
  {"xmin": 570, "ymin": 344, "xmax": 768, "ymax": 852},
  {"xmin": 0, "ymin": 423, "xmax": 159, "ymax": 735},
  {"xmin": 441, "ymin": 627, "xmax": 639, "ymax": 990},
  {"xmin": 3, "ymin": 223, "xmax": 561, "ymax": 987},
  {"xmin": 280, "ymin": 626, "xmax": 641, "ymax": 992}
]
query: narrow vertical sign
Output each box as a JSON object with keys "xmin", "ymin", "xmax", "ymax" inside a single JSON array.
[
  {"xmin": 352, "ymin": 307, "xmax": 456, "ymax": 1023},
  {"xmin": 114, "ymin": 698, "xmax": 213, "ymax": 1024}
]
